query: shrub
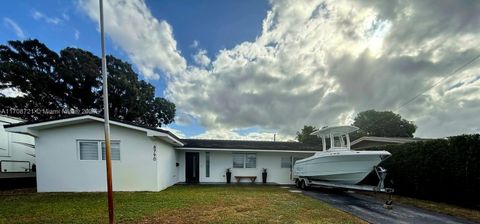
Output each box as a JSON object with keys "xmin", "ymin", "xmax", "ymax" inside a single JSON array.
[{"xmin": 363, "ymin": 134, "xmax": 480, "ymax": 207}]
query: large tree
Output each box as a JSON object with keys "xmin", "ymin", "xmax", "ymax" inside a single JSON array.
[
  {"xmin": 296, "ymin": 125, "xmax": 322, "ymax": 145},
  {"xmin": 57, "ymin": 47, "xmax": 101, "ymax": 111},
  {"xmin": 0, "ymin": 39, "xmax": 65, "ymax": 113},
  {"xmin": 352, "ymin": 110, "xmax": 417, "ymax": 138},
  {"xmin": 0, "ymin": 39, "xmax": 175, "ymax": 127}
]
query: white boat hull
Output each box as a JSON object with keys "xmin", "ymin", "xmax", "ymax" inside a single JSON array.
[{"xmin": 293, "ymin": 151, "xmax": 390, "ymax": 184}]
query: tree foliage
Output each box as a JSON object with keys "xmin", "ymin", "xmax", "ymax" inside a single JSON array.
[
  {"xmin": 352, "ymin": 110, "xmax": 417, "ymax": 139},
  {"xmin": 0, "ymin": 39, "xmax": 175, "ymax": 127},
  {"xmin": 296, "ymin": 125, "xmax": 322, "ymax": 145},
  {"xmin": 363, "ymin": 134, "xmax": 480, "ymax": 207},
  {"xmin": 296, "ymin": 110, "xmax": 417, "ymax": 143}
]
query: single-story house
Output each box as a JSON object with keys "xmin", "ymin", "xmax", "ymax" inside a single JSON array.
[
  {"xmin": 5, "ymin": 115, "xmax": 319, "ymax": 192},
  {"xmin": 351, "ymin": 136, "xmax": 425, "ymax": 150}
]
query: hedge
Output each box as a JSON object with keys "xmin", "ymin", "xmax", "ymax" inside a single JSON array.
[{"xmin": 362, "ymin": 134, "xmax": 480, "ymax": 207}]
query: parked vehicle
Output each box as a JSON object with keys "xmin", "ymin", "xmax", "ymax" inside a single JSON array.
[
  {"xmin": 293, "ymin": 126, "xmax": 391, "ymax": 184},
  {"xmin": 293, "ymin": 125, "xmax": 393, "ymax": 208},
  {"xmin": 0, "ymin": 115, "xmax": 35, "ymax": 179}
]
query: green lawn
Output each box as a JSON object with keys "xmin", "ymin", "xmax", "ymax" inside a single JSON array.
[{"xmin": 0, "ymin": 185, "xmax": 364, "ymax": 224}]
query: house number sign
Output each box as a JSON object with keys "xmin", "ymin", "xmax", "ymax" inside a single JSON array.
[{"xmin": 153, "ymin": 145, "xmax": 157, "ymax": 161}]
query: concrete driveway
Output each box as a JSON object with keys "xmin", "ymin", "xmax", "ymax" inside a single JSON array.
[{"xmin": 299, "ymin": 187, "xmax": 476, "ymax": 224}]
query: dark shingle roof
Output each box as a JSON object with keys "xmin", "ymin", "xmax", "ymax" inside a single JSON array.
[{"xmin": 180, "ymin": 139, "xmax": 321, "ymax": 151}]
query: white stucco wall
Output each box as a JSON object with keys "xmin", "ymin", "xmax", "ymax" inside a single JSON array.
[
  {"xmin": 177, "ymin": 150, "xmax": 314, "ymax": 184},
  {"xmin": 155, "ymin": 138, "xmax": 179, "ymax": 191},
  {"xmin": 35, "ymin": 121, "xmax": 177, "ymax": 192}
]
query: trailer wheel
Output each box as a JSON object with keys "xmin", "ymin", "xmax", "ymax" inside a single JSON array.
[
  {"xmin": 295, "ymin": 179, "xmax": 301, "ymax": 188},
  {"xmin": 383, "ymin": 200, "xmax": 393, "ymax": 209},
  {"xmin": 300, "ymin": 180, "xmax": 308, "ymax": 190}
]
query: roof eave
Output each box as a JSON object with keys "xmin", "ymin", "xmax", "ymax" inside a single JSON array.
[
  {"xmin": 147, "ymin": 131, "xmax": 184, "ymax": 146},
  {"xmin": 177, "ymin": 147, "xmax": 318, "ymax": 153},
  {"xmin": 5, "ymin": 115, "xmax": 183, "ymax": 146},
  {"xmin": 351, "ymin": 136, "xmax": 421, "ymax": 146}
]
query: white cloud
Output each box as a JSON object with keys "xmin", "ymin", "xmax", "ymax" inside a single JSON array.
[
  {"xmin": 74, "ymin": 29, "xmax": 80, "ymax": 40},
  {"xmin": 78, "ymin": 0, "xmax": 187, "ymax": 79},
  {"xmin": 166, "ymin": 0, "xmax": 480, "ymax": 138},
  {"xmin": 62, "ymin": 13, "xmax": 70, "ymax": 21},
  {"xmin": 32, "ymin": 10, "xmax": 62, "ymax": 25},
  {"xmin": 192, "ymin": 129, "xmax": 294, "ymax": 141},
  {"xmin": 163, "ymin": 125, "xmax": 295, "ymax": 141},
  {"xmin": 78, "ymin": 0, "xmax": 480, "ymax": 139},
  {"xmin": 32, "ymin": 11, "xmax": 42, "ymax": 20},
  {"xmin": 192, "ymin": 49, "xmax": 211, "ymax": 67},
  {"xmin": 191, "ymin": 40, "xmax": 199, "ymax": 48},
  {"xmin": 3, "ymin": 17, "xmax": 25, "ymax": 38}
]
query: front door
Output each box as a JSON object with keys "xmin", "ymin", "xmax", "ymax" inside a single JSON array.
[{"xmin": 185, "ymin": 152, "xmax": 199, "ymax": 183}]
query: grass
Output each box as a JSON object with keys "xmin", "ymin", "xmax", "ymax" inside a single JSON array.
[
  {"xmin": 366, "ymin": 192, "xmax": 480, "ymax": 223},
  {"xmin": 0, "ymin": 185, "xmax": 364, "ymax": 224}
]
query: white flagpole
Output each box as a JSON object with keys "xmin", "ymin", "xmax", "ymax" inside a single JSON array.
[{"xmin": 99, "ymin": 0, "xmax": 114, "ymax": 223}]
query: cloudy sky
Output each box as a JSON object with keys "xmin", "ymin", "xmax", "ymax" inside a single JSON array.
[{"xmin": 1, "ymin": 0, "xmax": 479, "ymax": 140}]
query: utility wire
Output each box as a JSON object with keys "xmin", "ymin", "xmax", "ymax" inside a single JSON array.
[
  {"xmin": 395, "ymin": 53, "xmax": 480, "ymax": 111},
  {"xmin": 354, "ymin": 53, "xmax": 480, "ymax": 135}
]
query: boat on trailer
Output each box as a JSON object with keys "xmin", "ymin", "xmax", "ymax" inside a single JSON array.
[{"xmin": 293, "ymin": 126, "xmax": 391, "ymax": 185}]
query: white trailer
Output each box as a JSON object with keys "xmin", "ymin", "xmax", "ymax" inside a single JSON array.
[
  {"xmin": 293, "ymin": 166, "xmax": 394, "ymax": 208},
  {"xmin": 0, "ymin": 115, "xmax": 35, "ymax": 179}
]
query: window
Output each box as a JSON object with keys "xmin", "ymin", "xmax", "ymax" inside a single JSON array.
[
  {"xmin": 233, "ymin": 153, "xmax": 244, "ymax": 168},
  {"xmin": 340, "ymin": 135, "xmax": 347, "ymax": 147},
  {"xmin": 333, "ymin": 134, "xmax": 347, "ymax": 148},
  {"xmin": 205, "ymin": 152, "xmax": 210, "ymax": 177},
  {"xmin": 78, "ymin": 140, "xmax": 120, "ymax": 161},
  {"xmin": 324, "ymin": 136, "xmax": 331, "ymax": 149},
  {"xmin": 102, "ymin": 142, "xmax": 121, "ymax": 160},
  {"xmin": 245, "ymin": 153, "xmax": 256, "ymax": 168},
  {"xmin": 79, "ymin": 141, "xmax": 99, "ymax": 160},
  {"xmin": 333, "ymin": 136, "xmax": 341, "ymax": 147},
  {"xmin": 281, "ymin": 156, "xmax": 291, "ymax": 168},
  {"xmin": 232, "ymin": 153, "xmax": 256, "ymax": 168}
]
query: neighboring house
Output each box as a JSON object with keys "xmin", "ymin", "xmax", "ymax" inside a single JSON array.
[
  {"xmin": 5, "ymin": 115, "xmax": 319, "ymax": 192},
  {"xmin": 351, "ymin": 136, "xmax": 425, "ymax": 150},
  {"xmin": 0, "ymin": 115, "xmax": 35, "ymax": 179}
]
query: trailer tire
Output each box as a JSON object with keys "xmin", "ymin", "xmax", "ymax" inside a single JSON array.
[
  {"xmin": 300, "ymin": 180, "xmax": 308, "ymax": 190},
  {"xmin": 384, "ymin": 200, "xmax": 393, "ymax": 209},
  {"xmin": 295, "ymin": 180, "xmax": 301, "ymax": 188}
]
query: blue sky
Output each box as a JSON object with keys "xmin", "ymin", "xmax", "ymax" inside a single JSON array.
[
  {"xmin": 0, "ymin": 0, "xmax": 268, "ymax": 91},
  {"xmin": 1, "ymin": 0, "xmax": 270, "ymax": 138},
  {"xmin": 2, "ymin": 0, "xmax": 479, "ymax": 139}
]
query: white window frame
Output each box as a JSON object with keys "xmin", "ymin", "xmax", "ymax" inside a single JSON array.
[
  {"xmin": 328, "ymin": 133, "xmax": 350, "ymax": 150},
  {"xmin": 281, "ymin": 156, "xmax": 292, "ymax": 168},
  {"xmin": 77, "ymin": 140, "xmax": 121, "ymax": 161},
  {"xmin": 232, "ymin": 152, "xmax": 256, "ymax": 168},
  {"xmin": 232, "ymin": 152, "xmax": 245, "ymax": 168},
  {"xmin": 101, "ymin": 141, "xmax": 121, "ymax": 161}
]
